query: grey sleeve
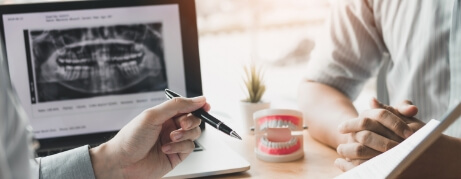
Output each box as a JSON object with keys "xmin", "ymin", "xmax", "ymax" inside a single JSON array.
[
  {"xmin": 39, "ymin": 145, "xmax": 96, "ymax": 179},
  {"xmin": 305, "ymin": 0, "xmax": 387, "ymax": 100}
]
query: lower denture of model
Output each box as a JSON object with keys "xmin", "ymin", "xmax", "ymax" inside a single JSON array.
[{"xmin": 257, "ymin": 115, "xmax": 302, "ymax": 155}]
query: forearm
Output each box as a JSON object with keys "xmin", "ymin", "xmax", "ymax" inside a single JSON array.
[
  {"xmin": 398, "ymin": 135, "xmax": 461, "ymax": 178},
  {"xmin": 298, "ymin": 80, "xmax": 358, "ymax": 148}
]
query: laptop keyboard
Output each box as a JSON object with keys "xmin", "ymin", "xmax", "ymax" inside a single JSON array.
[{"xmin": 37, "ymin": 141, "xmax": 204, "ymax": 157}]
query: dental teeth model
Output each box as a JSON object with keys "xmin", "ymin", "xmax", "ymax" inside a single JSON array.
[{"xmin": 254, "ymin": 109, "xmax": 304, "ymax": 162}]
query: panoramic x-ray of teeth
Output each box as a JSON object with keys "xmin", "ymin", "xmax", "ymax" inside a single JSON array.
[{"xmin": 29, "ymin": 23, "xmax": 167, "ymax": 102}]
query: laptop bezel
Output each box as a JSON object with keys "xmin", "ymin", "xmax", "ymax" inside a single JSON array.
[{"xmin": 0, "ymin": 0, "xmax": 202, "ymax": 150}]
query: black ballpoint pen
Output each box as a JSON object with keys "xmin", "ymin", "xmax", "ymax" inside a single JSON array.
[{"xmin": 164, "ymin": 89, "xmax": 242, "ymax": 140}]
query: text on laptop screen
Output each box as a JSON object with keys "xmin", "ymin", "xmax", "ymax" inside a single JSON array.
[{"xmin": 2, "ymin": 4, "xmax": 187, "ymax": 139}]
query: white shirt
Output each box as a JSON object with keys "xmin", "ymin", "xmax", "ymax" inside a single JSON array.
[
  {"xmin": 306, "ymin": 0, "xmax": 461, "ymax": 137},
  {"xmin": 0, "ymin": 56, "xmax": 34, "ymax": 179}
]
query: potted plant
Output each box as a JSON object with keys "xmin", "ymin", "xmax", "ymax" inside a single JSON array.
[{"xmin": 239, "ymin": 64, "xmax": 270, "ymax": 134}]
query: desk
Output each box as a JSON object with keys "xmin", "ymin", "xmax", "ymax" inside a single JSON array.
[{"xmin": 201, "ymin": 129, "xmax": 342, "ymax": 178}]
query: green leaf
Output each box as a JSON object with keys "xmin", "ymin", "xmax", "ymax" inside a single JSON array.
[{"xmin": 241, "ymin": 64, "xmax": 266, "ymax": 103}]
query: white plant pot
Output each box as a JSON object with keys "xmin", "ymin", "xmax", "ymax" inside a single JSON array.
[{"xmin": 238, "ymin": 100, "xmax": 270, "ymax": 134}]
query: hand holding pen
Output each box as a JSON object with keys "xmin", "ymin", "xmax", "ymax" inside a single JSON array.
[{"xmin": 165, "ymin": 89, "xmax": 242, "ymax": 140}]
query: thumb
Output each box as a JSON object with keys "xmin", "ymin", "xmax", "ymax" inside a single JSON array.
[
  {"xmin": 396, "ymin": 100, "xmax": 418, "ymax": 117},
  {"xmin": 146, "ymin": 96, "xmax": 207, "ymax": 126}
]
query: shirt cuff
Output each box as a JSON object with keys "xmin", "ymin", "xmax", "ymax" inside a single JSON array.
[{"xmin": 39, "ymin": 145, "xmax": 96, "ymax": 179}]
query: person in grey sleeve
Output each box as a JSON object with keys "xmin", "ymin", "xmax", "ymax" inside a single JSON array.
[
  {"xmin": 0, "ymin": 55, "xmax": 210, "ymax": 178},
  {"xmin": 298, "ymin": 0, "xmax": 461, "ymax": 178}
]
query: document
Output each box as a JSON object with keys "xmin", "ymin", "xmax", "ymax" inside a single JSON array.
[
  {"xmin": 335, "ymin": 119, "xmax": 440, "ymax": 179},
  {"xmin": 335, "ymin": 102, "xmax": 461, "ymax": 179}
]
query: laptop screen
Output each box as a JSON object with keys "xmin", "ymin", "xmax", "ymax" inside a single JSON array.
[{"xmin": 1, "ymin": 1, "xmax": 195, "ymax": 139}]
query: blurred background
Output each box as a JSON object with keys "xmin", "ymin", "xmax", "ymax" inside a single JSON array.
[
  {"xmin": 195, "ymin": 0, "xmax": 332, "ymax": 110},
  {"xmin": 1, "ymin": 0, "xmax": 375, "ymax": 116}
]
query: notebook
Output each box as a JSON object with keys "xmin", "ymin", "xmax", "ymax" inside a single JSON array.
[
  {"xmin": 335, "ymin": 102, "xmax": 461, "ymax": 179},
  {"xmin": 0, "ymin": 0, "xmax": 249, "ymax": 178}
]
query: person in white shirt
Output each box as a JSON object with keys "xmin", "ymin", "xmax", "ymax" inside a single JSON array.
[{"xmin": 299, "ymin": 0, "xmax": 461, "ymax": 177}]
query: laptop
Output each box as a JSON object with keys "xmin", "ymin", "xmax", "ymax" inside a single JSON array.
[{"xmin": 0, "ymin": 0, "xmax": 250, "ymax": 178}]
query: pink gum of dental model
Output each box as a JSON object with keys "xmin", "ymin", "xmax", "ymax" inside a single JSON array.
[{"xmin": 254, "ymin": 109, "xmax": 304, "ymax": 162}]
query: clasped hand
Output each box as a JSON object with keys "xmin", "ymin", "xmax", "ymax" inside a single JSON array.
[{"xmin": 334, "ymin": 98, "xmax": 425, "ymax": 171}]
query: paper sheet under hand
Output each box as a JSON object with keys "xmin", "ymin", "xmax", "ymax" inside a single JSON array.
[{"xmin": 335, "ymin": 119, "xmax": 440, "ymax": 179}]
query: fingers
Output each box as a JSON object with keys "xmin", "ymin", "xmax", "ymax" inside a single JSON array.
[
  {"xmin": 396, "ymin": 100, "xmax": 418, "ymax": 117},
  {"xmin": 174, "ymin": 113, "xmax": 201, "ymax": 130},
  {"xmin": 369, "ymin": 97, "xmax": 385, "ymax": 109},
  {"xmin": 348, "ymin": 159, "xmax": 367, "ymax": 166},
  {"xmin": 354, "ymin": 130, "xmax": 399, "ymax": 152},
  {"xmin": 145, "ymin": 96, "xmax": 207, "ymax": 126},
  {"xmin": 338, "ymin": 118, "xmax": 403, "ymax": 142},
  {"xmin": 170, "ymin": 127, "xmax": 201, "ymax": 142},
  {"xmin": 334, "ymin": 158, "xmax": 357, "ymax": 172},
  {"xmin": 369, "ymin": 98, "xmax": 402, "ymax": 116},
  {"xmin": 340, "ymin": 109, "xmax": 413, "ymax": 139},
  {"xmin": 365, "ymin": 109, "xmax": 413, "ymax": 138},
  {"xmin": 371, "ymin": 98, "xmax": 418, "ymax": 118},
  {"xmin": 338, "ymin": 115, "xmax": 404, "ymax": 142},
  {"xmin": 203, "ymin": 103, "xmax": 211, "ymax": 112},
  {"xmin": 161, "ymin": 140, "xmax": 195, "ymax": 154},
  {"xmin": 164, "ymin": 114, "xmax": 202, "ymax": 153},
  {"xmin": 334, "ymin": 158, "xmax": 367, "ymax": 172},
  {"xmin": 337, "ymin": 143, "xmax": 381, "ymax": 160}
]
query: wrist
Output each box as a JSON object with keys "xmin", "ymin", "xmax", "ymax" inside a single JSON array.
[{"xmin": 90, "ymin": 143, "xmax": 124, "ymax": 179}]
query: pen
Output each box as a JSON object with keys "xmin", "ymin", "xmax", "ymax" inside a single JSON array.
[{"xmin": 164, "ymin": 89, "xmax": 242, "ymax": 140}]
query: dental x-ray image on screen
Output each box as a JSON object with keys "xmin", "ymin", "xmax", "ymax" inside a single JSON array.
[{"xmin": 27, "ymin": 23, "xmax": 167, "ymax": 103}]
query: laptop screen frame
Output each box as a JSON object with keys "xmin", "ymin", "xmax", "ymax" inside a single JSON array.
[{"xmin": 0, "ymin": 0, "xmax": 202, "ymax": 150}]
